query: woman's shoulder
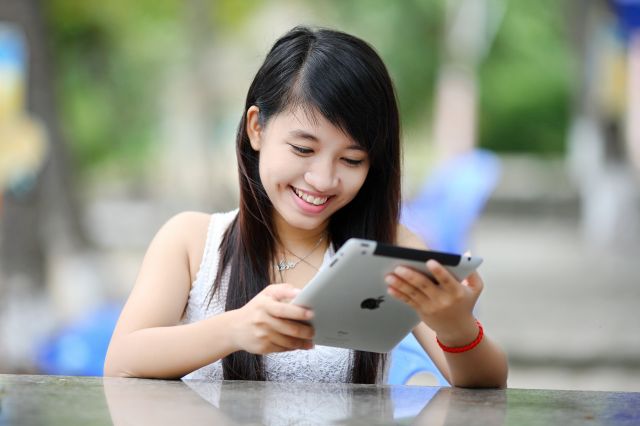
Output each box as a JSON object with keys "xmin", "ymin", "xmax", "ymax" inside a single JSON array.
[
  {"xmin": 162, "ymin": 209, "xmax": 237, "ymax": 238},
  {"xmin": 159, "ymin": 211, "xmax": 222, "ymax": 282},
  {"xmin": 395, "ymin": 223, "xmax": 428, "ymax": 250},
  {"xmin": 162, "ymin": 211, "xmax": 212, "ymax": 240}
]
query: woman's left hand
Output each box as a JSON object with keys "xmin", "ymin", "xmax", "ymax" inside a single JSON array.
[{"xmin": 385, "ymin": 258, "xmax": 483, "ymax": 345}]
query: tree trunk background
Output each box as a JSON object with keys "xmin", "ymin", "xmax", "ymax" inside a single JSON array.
[{"xmin": 0, "ymin": 0, "xmax": 85, "ymax": 295}]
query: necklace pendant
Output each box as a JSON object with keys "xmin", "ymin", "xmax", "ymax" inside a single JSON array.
[{"xmin": 276, "ymin": 260, "xmax": 296, "ymax": 271}]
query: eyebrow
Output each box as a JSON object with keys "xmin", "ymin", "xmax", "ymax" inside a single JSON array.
[{"xmin": 288, "ymin": 129, "xmax": 366, "ymax": 151}]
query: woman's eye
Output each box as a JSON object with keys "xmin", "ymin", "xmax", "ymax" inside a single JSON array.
[
  {"xmin": 343, "ymin": 158, "xmax": 364, "ymax": 166},
  {"xmin": 289, "ymin": 144, "xmax": 313, "ymax": 155}
]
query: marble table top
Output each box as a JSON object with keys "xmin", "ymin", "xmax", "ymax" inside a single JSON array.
[{"xmin": 0, "ymin": 374, "xmax": 638, "ymax": 425}]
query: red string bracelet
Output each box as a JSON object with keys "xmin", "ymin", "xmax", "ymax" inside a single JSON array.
[{"xmin": 436, "ymin": 320, "xmax": 484, "ymax": 353}]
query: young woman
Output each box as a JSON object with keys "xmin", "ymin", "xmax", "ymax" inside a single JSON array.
[{"xmin": 104, "ymin": 26, "xmax": 508, "ymax": 387}]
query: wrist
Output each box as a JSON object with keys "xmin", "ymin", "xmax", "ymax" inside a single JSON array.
[
  {"xmin": 222, "ymin": 308, "xmax": 244, "ymax": 353},
  {"xmin": 436, "ymin": 319, "xmax": 484, "ymax": 354},
  {"xmin": 434, "ymin": 316, "xmax": 480, "ymax": 348}
]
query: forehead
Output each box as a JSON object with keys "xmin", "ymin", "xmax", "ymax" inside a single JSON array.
[{"xmin": 267, "ymin": 107, "xmax": 362, "ymax": 149}]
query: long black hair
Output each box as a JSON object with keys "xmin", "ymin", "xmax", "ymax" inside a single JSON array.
[{"xmin": 210, "ymin": 26, "xmax": 401, "ymax": 384}]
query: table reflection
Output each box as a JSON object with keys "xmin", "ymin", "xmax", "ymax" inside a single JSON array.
[
  {"xmin": 103, "ymin": 377, "xmax": 640, "ymax": 426},
  {"xmin": 102, "ymin": 377, "xmax": 233, "ymax": 425},
  {"xmin": 104, "ymin": 378, "xmax": 469, "ymax": 425},
  {"xmin": 413, "ymin": 387, "xmax": 507, "ymax": 425},
  {"xmin": 13, "ymin": 374, "xmax": 638, "ymax": 426},
  {"xmin": 183, "ymin": 380, "xmax": 443, "ymax": 425}
]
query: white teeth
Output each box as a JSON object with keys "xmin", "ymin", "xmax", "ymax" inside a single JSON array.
[{"xmin": 294, "ymin": 188, "xmax": 328, "ymax": 205}]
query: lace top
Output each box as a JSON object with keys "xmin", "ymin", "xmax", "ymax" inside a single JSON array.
[{"xmin": 181, "ymin": 210, "xmax": 357, "ymax": 383}]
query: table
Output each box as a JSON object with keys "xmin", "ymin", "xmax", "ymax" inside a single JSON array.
[{"xmin": 0, "ymin": 374, "xmax": 638, "ymax": 425}]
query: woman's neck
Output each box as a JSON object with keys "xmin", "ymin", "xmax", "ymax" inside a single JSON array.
[{"xmin": 272, "ymin": 213, "xmax": 328, "ymax": 254}]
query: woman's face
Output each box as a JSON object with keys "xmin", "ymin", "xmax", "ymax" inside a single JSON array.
[{"xmin": 247, "ymin": 106, "xmax": 370, "ymax": 234}]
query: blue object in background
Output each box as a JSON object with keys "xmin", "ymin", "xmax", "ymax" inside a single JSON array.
[
  {"xmin": 401, "ymin": 149, "xmax": 501, "ymax": 253},
  {"xmin": 387, "ymin": 149, "xmax": 501, "ymax": 385},
  {"xmin": 611, "ymin": 0, "xmax": 640, "ymax": 43},
  {"xmin": 36, "ymin": 303, "xmax": 122, "ymax": 376},
  {"xmin": 388, "ymin": 333, "xmax": 449, "ymax": 386},
  {"xmin": 0, "ymin": 23, "xmax": 26, "ymax": 73}
]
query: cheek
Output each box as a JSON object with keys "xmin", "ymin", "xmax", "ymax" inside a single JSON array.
[
  {"xmin": 258, "ymin": 149, "xmax": 277, "ymax": 179},
  {"xmin": 344, "ymin": 167, "xmax": 369, "ymax": 197},
  {"xmin": 257, "ymin": 155, "xmax": 268, "ymax": 183},
  {"xmin": 258, "ymin": 150, "xmax": 293, "ymax": 189},
  {"xmin": 257, "ymin": 155, "xmax": 278, "ymax": 195}
]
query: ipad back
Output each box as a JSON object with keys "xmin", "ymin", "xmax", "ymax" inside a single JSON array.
[{"xmin": 293, "ymin": 239, "xmax": 482, "ymax": 353}]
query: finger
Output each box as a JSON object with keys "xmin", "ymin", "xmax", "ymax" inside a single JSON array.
[
  {"xmin": 274, "ymin": 334, "xmax": 314, "ymax": 351},
  {"xmin": 263, "ymin": 342, "xmax": 291, "ymax": 353},
  {"xmin": 391, "ymin": 266, "xmax": 439, "ymax": 297},
  {"xmin": 269, "ymin": 316, "xmax": 315, "ymax": 340},
  {"xmin": 267, "ymin": 299, "xmax": 314, "ymax": 321},
  {"xmin": 264, "ymin": 284, "xmax": 301, "ymax": 302},
  {"xmin": 270, "ymin": 332, "xmax": 314, "ymax": 351},
  {"xmin": 254, "ymin": 313, "xmax": 314, "ymax": 351},
  {"xmin": 426, "ymin": 260, "xmax": 461, "ymax": 290},
  {"xmin": 385, "ymin": 273, "xmax": 420, "ymax": 299},
  {"xmin": 386, "ymin": 276, "xmax": 426, "ymax": 310},
  {"xmin": 463, "ymin": 270, "xmax": 484, "ymax": 293}
]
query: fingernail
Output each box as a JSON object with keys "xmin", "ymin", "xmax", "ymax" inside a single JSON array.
[
  {"xmin": 394, "ymin": 266, "xmax": 408, "ymax": 275},
  {"xmin": 305, "ymin": 310, "xmax": 314, "ymax": 319},
  {"xmin": 384, "ymin": 275, "xmax": 394, "ymax": 285}
]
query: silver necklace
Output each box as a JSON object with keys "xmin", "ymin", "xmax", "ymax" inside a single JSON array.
[{"xmin": 275, "ymin": 236, "xmax": 324, "ymax": 271}]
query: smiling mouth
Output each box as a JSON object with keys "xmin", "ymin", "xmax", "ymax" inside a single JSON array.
[{"xmin": 292, "ymin": 187, "xmax": 330, "ymax": 206}]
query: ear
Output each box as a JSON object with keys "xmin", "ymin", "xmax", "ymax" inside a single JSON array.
[{"xmin": 246, "ymin": 105, "xmax": 262, "ymax": 151}]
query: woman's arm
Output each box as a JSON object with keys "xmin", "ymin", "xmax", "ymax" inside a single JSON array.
[
  {"xmin": 412, "ymin": 321, "xmax": 508, "ymax": 388},
  {"xmin": 104, "ymin": 212, "xmax": 237, "ymax": 378},
  {"xmin": 392, "ymin": 225, "xmax": 508, "ymax": 388},
  {"xmin": 104, "ymin": 212, "xmax": 314, "ymax": 379}
]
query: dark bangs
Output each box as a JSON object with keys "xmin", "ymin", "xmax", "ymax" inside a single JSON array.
[{"xmin": 288, "ymin": 31, "xmax": 397, "ymax": 158}]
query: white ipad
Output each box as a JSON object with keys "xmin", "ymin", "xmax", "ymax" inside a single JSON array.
[{"xmin": 291, "ymin": 238, "xmax": 483, "ymax": 353}]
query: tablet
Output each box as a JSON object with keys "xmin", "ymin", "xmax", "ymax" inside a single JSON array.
[{"xmin": 291, "ymin": 238, "xmax": 483, "ymax": 353}]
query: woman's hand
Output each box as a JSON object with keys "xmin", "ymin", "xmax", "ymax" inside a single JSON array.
[
  {"xmin": 230, "ymin": 284, "xmax": 315, "ymax": 354},
  {"xmin": 385, "ymin": 259, "xmax": 483, "ymax": 346}
]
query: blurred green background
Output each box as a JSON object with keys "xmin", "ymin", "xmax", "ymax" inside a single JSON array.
[{"xmin": 46, "ymin": 0, "xmax": 570, "ymax": 179}]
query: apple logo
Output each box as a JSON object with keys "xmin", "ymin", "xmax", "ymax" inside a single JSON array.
[{"xmin": 361, "ymin": 296, "xmax": 385, "ymax": 310}]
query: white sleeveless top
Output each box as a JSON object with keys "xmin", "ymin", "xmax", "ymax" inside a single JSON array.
[{"xmin": 181, "ymin": 210, "xmax": 358, "ymax": 383}]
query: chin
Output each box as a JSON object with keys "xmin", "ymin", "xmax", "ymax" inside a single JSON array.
[
  {"xmin": 287, "ymin": 215, "xmax": 327, "ymax": 231},
  {"xmin": 280, "ymin": 208, "xmax": 332, "ymax": 230}
]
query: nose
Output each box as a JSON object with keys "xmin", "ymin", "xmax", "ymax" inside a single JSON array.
[{"xmin": 304, "ymin": 161, "xmax": 339, "ymax": 192}]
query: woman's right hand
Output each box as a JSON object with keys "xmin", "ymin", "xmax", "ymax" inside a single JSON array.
[{"xmin": 230, "ymin": 284, "xmax": 315, "ymax": 354}]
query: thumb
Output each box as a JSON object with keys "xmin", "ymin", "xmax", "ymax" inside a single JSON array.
[
  {"xmin": 462, "ymin": 250, "xmax": 484, "ymax": 292},
  {"xmin": 463, "ymin": 270, "xmax": 484, "ymax": 292}
]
